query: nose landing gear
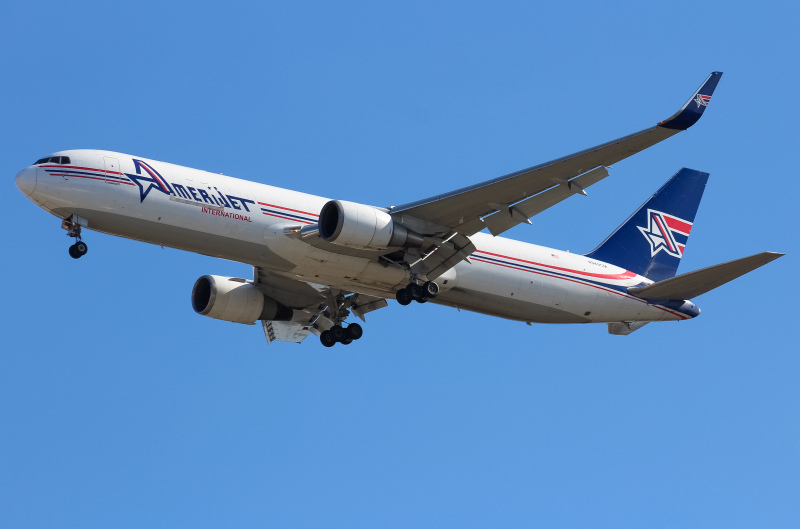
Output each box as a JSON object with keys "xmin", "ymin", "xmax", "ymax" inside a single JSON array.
[
  {"xmin": 62, "ymin": 215, "xmax": 89, "ymax": 259},
  {"xmin": 68, "ymin": 241, "xmax": 88, "ymax": 259}
]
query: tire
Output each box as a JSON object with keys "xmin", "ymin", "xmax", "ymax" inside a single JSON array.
[
  {"xmin": 75, "ymin": 241, "xmax": 88, "ymax": 256},
  {"xmin": 346, "ymin": 323, "xmax": 363, "ymax": 340},
  {"xmin": 396, "ymin": 288, "xmax": 412, "ymax": 306},
  {"xmin": 68, "ymin": 245, "xmax": 80, "ymax": 259},
  {"xmin": 330, "ymin": 325, "xmax": 346, "ymax": 342},
  {"xmin": 416, "ymin": 297, "xmax": 427, "ymax": 303},
  {"xmin": 320, "ymin": 330, "xmax": 336, "ymax": 348},
  {"xmin": 422, "ymin": 281, "xmax": 439, "ymax": 298},
  {"xmin": 341, "ymin": 338, "xmax": 353, "ymax": 345},
  {"xmin": 407, "ymin": 283, "xmax": 423, "ymax": 300}
]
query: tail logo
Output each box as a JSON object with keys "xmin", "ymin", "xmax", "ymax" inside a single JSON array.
[
  {"xmin": 694, "ymin": 94, "xmax": 711, "ymax": 107},
  {"xmin": 638, "ymin": 209, "xmax": 693, "ymax": 258}
]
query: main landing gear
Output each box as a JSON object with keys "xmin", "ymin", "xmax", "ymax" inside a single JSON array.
[
  {"xmin": 318, "ymin": 291, "xmax": 366, "ymax": 348},
  {"xmin": 395, "ymin": 280, "xmax": 439, "ymax": 306},
  {"xmin": 319, "ymin": 323, "xmax": 363, "ymax": 348},
  {"xmin": 62, "ymin": 215, "xmax": 88, "ymax": 259}
]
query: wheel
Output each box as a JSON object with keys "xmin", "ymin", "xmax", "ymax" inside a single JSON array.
[
  {"xmin": 330, "ymin": 325, "xmax": 346, "ymax": 342},
  {"xmin": 407, "ymin": 283, "xmax": 423, "ymax": 300},
  {"xmin": 396, "ymin": 288, "xmax": 412, "ymax": 306},
  {"xmin": 346, "ymin": 323, "xmax": 363, "ymax": 340},
  {"xmin": 416, "ymin": 297, "xmax": 428, "ymax": 303},
  {"xmin": 341, "ymin": 338, "xmax": 353, "ymax": 345},
  {"xmin": 422, "ymin": 281, "xmax": 439, "ymax": 298},
  {"xmin": 68, "ymin": 244, "xmax": 81, "ymax": 259},
  {"xmin": 320, "ymin": 330, "xmax": 336, "ymax": 347},
  {"xmin": 74, "ymin": 241, "xmax": 88, "ymax": 256}
]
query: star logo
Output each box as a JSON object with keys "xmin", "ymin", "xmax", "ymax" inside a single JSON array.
[
  {"xmin": 125, "ymin": 160, "xmax": 173, "ymax": 202},
  {"xmin": 694, "ymin": 93, "xmax": 711, "ymax": 107},
  {"xmin": 638, "ymin": 209, "xmax": 692, "ymax": 258}
]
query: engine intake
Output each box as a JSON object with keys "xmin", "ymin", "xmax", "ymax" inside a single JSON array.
[
  {"xmin": 318, "ymin": 200, "xmax": 424, "ymax": 250},
  {"xmin": 191, "ymin": 275, "xmax": 293, "ymax": 324}
]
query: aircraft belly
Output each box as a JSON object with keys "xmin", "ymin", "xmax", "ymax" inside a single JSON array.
[
  {"xmin": 450, "ymin": 254, "xmax": 677, "ymax": 324},
  {"xmin": 451, "ymin": 257, "xmax": 589, "ymax": 323},
  {"xmin": 48, "ymin": 206, "xmax": 296, "ymax": 271},
  {"xmin": 435, "ymin": 287, "xmax": 589, "ymax": 323},
  {"xmin": 288, "ymin": 248, "xmax": 407, "ymax": 291}
]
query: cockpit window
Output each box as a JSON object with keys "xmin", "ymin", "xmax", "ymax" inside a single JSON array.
[{"xmin": 33, "ymin": 156, "xmax": 71, "ymax": 165}]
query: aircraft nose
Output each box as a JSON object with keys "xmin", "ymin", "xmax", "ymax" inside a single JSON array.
[{"xmin": 15, "ymin": 166, "xmax": 37, "ymax": 196}]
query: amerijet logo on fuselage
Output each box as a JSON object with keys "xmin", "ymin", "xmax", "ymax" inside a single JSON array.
[
  {"xmin": 638, "ymin": 209, "xmax": 693, "ymax": 258},
  {"xmin": 125, "ymin": 159, "xmax": 173, "ymax": 202},
  {"xmin": 124, "ymin": 158, "xmax": 258, "ymax": 214}
]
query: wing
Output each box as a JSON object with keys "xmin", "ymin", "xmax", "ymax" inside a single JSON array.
[
  {"xmin": 391, "ymin": 72, "xmax": 723, "ymax": 238},
  {"xmin": 254, "ymin": 267, "xmax": 388, "ymax": 344}
]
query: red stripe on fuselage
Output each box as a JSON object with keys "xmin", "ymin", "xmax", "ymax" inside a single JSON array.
[
  {"xmin": 473, "ymin": 250, "xmax": 637, "ymax": 280},
  {"xmin": 41, "ymin": 164, "xmax": 123, "ymax": 175},
  {"xmin": 47, "ymin": 173, "xmax": 135, "ymax": 185},
  {"xmin": 257, "ymin": 202, "xmax": 319, "ymax": 217},
  {"xmin": 261, "ymin": 211, "xmax": 315, "ymax": 224},
  {"xmin": 471, "ymin": 256, "xmax": 688, "ymax": 320}
]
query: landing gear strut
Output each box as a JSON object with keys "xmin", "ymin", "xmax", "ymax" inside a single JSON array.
[
  {"xmin": 317, "ymin": 291, "xmax": 365, "ymax": 347},
  {"xmin": 396, "ymin": 280, "xmax": 439, "ymax": 305},
  {"xmin": 63, "ymin": 216, "xmax": 88, "ymax": 259}
]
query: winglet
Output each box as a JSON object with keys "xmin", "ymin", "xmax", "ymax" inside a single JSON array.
[{"xmin": 658, "ymin": 71, "xmax": 723, "ymax": 130}]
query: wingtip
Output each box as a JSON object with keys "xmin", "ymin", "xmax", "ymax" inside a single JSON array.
[{"xmin": 658, "ymin": 71, "xmax": 723, "ymax": 131}]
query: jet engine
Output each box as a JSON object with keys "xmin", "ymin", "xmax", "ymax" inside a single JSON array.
[
  {"xmin": 191, "ymin": 275, "xmax": 293, "ymax": 324},
  {"xmin": 318, "ymin": 200, "xmax": 424, "ymax": 250}
]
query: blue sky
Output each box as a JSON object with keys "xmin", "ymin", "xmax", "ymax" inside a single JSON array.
[{"xmin": 2, "ymin": 1, "xmax": 798, "ymax": 527}]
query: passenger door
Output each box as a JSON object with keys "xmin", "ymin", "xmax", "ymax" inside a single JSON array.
[{"xmin": 104, "ymin": 156, "xmax": 121, "ymax": 184}]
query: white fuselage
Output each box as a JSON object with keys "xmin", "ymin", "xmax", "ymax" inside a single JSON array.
[{"xmin": 16, "ymin": 150, "xmax": 698, "ymax": 325}]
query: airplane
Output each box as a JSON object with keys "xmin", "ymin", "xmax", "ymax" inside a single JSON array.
[{"xmin": 14, "ymin": 71, "xmax": 783, "ymax": 346}]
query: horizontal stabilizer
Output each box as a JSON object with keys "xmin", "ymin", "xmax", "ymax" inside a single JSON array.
[{"xmin": 628, "ymin": 252, "xmax": 783, "ymax": 300}]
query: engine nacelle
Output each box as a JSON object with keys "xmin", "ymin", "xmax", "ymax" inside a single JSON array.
[
  {"xmin": 191, "ymin": 275, "xmax": 293, "ymax": 324},
  {"xmin": 318, "ymin": 200, "xmax": 424, "ymax": 250}
]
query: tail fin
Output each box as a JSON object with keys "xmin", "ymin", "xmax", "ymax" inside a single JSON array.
[{"xmin": 585, "ymin": 168, "xmax": 709, "ymax": 282}]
